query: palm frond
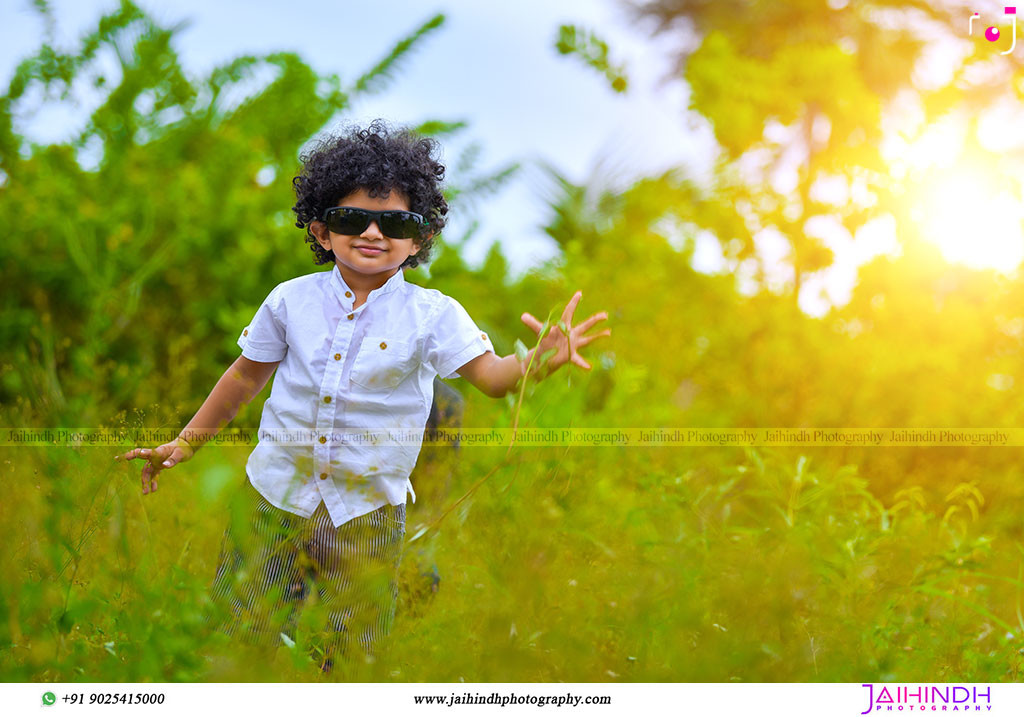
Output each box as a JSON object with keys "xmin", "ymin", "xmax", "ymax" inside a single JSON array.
[
  {"xmin": 413, "ymin": 119, "xmax": 468, "ymax": 137},
  {"xmin": 350, "ymin": 13, "xmax": 446, "ymax": 97}
]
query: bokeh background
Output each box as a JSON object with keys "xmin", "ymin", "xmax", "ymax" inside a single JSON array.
[{"xmin": 4, "ymin": 0, "xmax": 1024, "ymax": 682}]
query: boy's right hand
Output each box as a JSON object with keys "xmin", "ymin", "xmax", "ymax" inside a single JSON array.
[{"xmin": 115, "ymin": 437, "xmax": 195, "ymax": 495}]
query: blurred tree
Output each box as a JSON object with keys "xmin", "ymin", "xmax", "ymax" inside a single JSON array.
[
  {"xmin": 0, "ymin": 1, "xmax": 515, "ymax": 429},
  {"xmin": 621, "ymin": 0, "xmax": 1020, "ymax": 306}
]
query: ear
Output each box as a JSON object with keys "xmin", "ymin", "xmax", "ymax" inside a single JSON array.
[
  {"xmin": 413, "ymin": 228, "xmax": 434, "ymax": 254},
  {"xmin": 410, "ymin": 230, "xmax": 431, "ymax": 256},
  {"xmin": 311, "ymin": 220, "xmax": 330, "ymax": 250}
]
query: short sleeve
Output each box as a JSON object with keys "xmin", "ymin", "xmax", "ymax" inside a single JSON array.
[
  {"xmin": 424, "ymin": 295, "xmax": 495, "ymax": 379},
  {"xmin": 237, "ymin": 284, "xmax": 288, "ymax": 362}
]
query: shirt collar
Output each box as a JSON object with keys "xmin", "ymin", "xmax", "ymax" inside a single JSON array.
[{"xmin": 331, "ymin": 264, "xmax": 406, "ymax": 306}]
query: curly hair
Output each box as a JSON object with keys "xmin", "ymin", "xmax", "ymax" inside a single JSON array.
[{"xmin": 291, "ymin": 119, "xmax": 448, "ymax": 269}]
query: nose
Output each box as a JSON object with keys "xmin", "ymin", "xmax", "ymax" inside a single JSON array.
[{"xmin": 361, "ymin": 220, "xmax": 384, "ymax": 240}]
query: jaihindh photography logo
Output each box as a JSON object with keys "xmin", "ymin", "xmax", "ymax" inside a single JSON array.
[
  {"xmin": 970, "ymin": 7, "xmax": 1018, "ymax": 53},
  {"xmin": 860, "ymin": 684, "xmax": 992, "ymax": 713}
]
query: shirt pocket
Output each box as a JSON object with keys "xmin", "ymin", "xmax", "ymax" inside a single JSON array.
[{"xmin": 350, "ymin": 336, "xmax": 417, "ymax": 391}]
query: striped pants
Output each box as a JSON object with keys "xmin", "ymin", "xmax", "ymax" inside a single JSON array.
[{"xmin": 207, "ymin": 479, "xmax": 406, "ymax": 663}]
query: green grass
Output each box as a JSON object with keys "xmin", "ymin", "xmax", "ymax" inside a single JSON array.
[{"xmin": 4, "ymin": 406, "xmax": 1021, "ymax": 681}]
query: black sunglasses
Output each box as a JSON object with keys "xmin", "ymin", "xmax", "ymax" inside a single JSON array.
[{"xmin": 322, "ymin": 206, "xmax": 426, "ymax": 239}]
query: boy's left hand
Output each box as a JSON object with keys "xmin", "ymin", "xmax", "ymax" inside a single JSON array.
[{"xmin": 521, "ymin": 290, "xmax": 610, "ymax": 375}]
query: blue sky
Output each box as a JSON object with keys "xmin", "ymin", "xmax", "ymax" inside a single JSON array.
[{"xmin": 0, "ymin": 0, "xmax": 714, "ymax": 276}]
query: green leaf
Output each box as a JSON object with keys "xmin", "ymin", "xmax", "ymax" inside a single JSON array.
[
  {"xmin": 554, "ymin": 24, "xmax": 629, "ymax": 93},
  {"xmin": 413, "ymin": 119, "xmax": 467, "ymax": 137},
  {"xmin": 351, "ymin": 13, "xmax": 446, "ymax": 96},
  {"xmin": 514, "ymin": 338, "xmax": 529, "ymax": 362}
]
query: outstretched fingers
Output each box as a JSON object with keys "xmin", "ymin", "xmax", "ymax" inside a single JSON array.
[
  {"xmin": 575, "ymin": 328, "xmax": 612, "ymax": 348},
  {"xmin": 561, "ymin": 290, "xmax": 582, "ymax": 326},
  {"xmin": 522, "ymin": 294, "xmax": 610, "ymax": 372},
  {"xmin": 575, "ymin": 311, "xmax": 609, "ymax": 334},
  {"xmin": 571, "ymin": 353, "xmax": 592, "ymax": 370},
  {"xmin": 521, "ymin": 312, "xmax": 543, "ymax": 335}
]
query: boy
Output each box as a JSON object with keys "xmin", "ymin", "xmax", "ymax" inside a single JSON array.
[{"xmin": 117, "ymin": 120, "xmax": 610, "ymax": 666}]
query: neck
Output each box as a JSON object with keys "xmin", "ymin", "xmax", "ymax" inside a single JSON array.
[{"xmin": 336, "ymin": 264, "xmax": 401, "ymax": 295}]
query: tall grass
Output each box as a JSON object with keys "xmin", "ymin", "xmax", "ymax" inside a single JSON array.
[{"xmin": 3, "ymin": 392, "xmax": 1020, "ymax": 681}]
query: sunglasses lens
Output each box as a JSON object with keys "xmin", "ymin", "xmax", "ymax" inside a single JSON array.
[
  {"xmin": 326, "ymin": 208, "xmax": 370, "ymax": 235},
  {"xmin": 325, "ymin": 208, "xmax": 423, "ymax": 238},
  {"xmin": 379, "ymin": 212, "xmax": 422, "ymax": 239}
]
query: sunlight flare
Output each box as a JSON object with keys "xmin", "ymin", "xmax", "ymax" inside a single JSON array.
[{"xmin": 909, "ymin": 165, "xmax": 1024, "ymax": 273}]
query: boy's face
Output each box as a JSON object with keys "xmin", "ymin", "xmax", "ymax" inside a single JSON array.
[{"xmin": 311, "ymin": 187, "xmax": 422, "ymax": 286}]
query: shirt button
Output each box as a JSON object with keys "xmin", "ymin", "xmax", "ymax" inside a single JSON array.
[
  {"xmin": 334, "ymin": 353, "xmax": 341, "ymax": 361},
  {"xmin": 347, "ymin": 313, "xmax": 354, "ymax": 320},
  {"xmin": 319, "ymin": 436, "xmax": 327, "ymax": 444},
  {"xmin": 319, "ymin": 472, "xmax": 328, "ymax": 480},
  {"xmin": 243, "ymin": 329, "xmax": 248, "ymax": 336},
  {"xmin": 481, "ymin": 332, "xmax": 486, "ymax": 340},
  {"xmin": 323, "ymin": 396, "xmax": 331, "ymax": 403},
  {"xmin": 379, "ymin": 341, "xmax": 387, "ymax": 350},
  {"xmin": 345, "ymin": 291, "xmax": 352, "ymax": 298}
]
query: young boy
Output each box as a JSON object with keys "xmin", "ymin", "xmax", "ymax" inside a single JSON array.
[{"xmin": 117, "ymin": 120, "xmax": 610, "ymax": 665}]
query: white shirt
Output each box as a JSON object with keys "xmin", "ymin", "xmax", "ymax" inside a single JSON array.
[{"xmin": 237, "ymin": 264, "xmax": 495, "ymax": 527}]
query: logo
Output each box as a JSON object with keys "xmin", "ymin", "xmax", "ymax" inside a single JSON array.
[
  {"xmin": 861, "ymin": 684, "xmax": 993, "ymax": 713},
  {"xmin": 970, "ymin": 7, "xmax": 1017, "ymax": 54}
]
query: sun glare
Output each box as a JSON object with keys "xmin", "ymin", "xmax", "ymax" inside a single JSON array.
[
  {"xmin": 881, "ymin": 105, "xmax": 1024, "ymax": 274},
  {"xmin": 909, "ymin": 165, "xmax": 1024, "ymax": 274}
]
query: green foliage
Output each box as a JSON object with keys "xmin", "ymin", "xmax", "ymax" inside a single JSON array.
[
  {"xmin": 5, "ymin": 0, "xmax": 1024, "ymax": 685},
  {"xmin": 610, "ymin": 0, "xmax": 982, "ymax": 301},
  {"xmin": 351, "ymin": 14, "xmax": 446, "ymax": 96},
  {"xmin": 555, "ymin": 25, "xmax": 628, "ymax": 93},
  {"xmin": 686, "ymin": 32, "xmax": 880, "ymax": 159},
  {"xmin": 0, "ymin": 1, "xmax": 461, "ymax": 430}
]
